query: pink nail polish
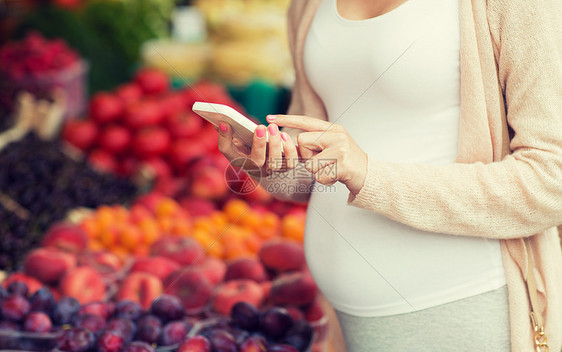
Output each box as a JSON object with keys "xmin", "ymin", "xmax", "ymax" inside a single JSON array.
[
  {"xmin": 281, "ymin": 132, "xmax": 289, "ymax": 142},
  {"xmin": 266, "ymin": 114, "xmax": 277, "ymax": 122},
  {"xmin": 219, "ymin": 123, "xmax": 228, "ymax": 133},
  {"xmin": 256, "ymin": 126, "xmax": 266, "ymax": 138},
  {"xmin": 268, "ymin": 124, "xmax": 278, "ymax": 136}
]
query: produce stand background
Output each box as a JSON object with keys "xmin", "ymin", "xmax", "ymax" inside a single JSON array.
[{"xmin": 0, "ymin": 1, "xmax": 347, "ymax": 351}]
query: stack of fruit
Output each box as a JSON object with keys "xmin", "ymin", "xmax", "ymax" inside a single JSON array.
[
  {"xmin": 77, "ymin": 196, "xmax": 306, "ymax": 261},
  {"xmin": 0, "ymin": 277, "xmax": 320, "ymax": 352},
  {"xmin": 62, "ymin": 68, "xmax": 241, "ymax": 188},
  {"xmin": 0, "ymin": 32, "xmax": 87, "ymax": 118},
  {"xmin": 0, "ymin": 132, "xmax": 137, "ymax": 271}
]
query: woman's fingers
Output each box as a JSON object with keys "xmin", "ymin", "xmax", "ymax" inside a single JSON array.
[
  {"xmin": 281, "ymin": 132, "xmax": 299, "ymax": 169},
  {"xmin": 267, "ymin": 124, "xmax": 283, "ymax": 170},
  {"xmin": 267, "ymin": 114, "xmax": 333, "ymax": 132},
  {"xmin": 248, "ymin": 125, "xmax": 268, "ymax": 166},
  {"xmin": 218, "ymin": 122, "xmax": 241, "ymax": 160}
]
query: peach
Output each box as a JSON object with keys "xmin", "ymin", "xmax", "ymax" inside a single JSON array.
[
  {"xmin": 180, "ymin": 197, "xmax": 217, "ymax": 218},
  {"xmin": 60, "ymin": 266, "xmax": 107, "ymax": 304},
  {"xmin": 130, "ymin": 256, "xmax": 180, "ymax": 281},
  {"xmin": 189, "ymin": 166, "xmax": 228, "ymax": 200},
  {"xmin": 24, "ymin": 248, "xmax": 76, "ymax": 284},
  {"xmin": 258, "ymin": 240, "xmax": 305, "ymax": 273},
  {"xmin": 117, "ymin": 272, "xmax": 163, "ymax": 310},
  {"xmin": 164, "ymin": 269, "xmax": 213, "ymax": 313},
  {"xmin": 2, "ymin": 273, "xmax": 43, "ymax": 295},
  {"xmin": 193, "ymin": 256, "xmax": 226, "ymax": 286},
  {"xmin": 270, "ymin": 272, "xmax": 317, "ymax": 306},
  {"xmin": 211, "ymin": 279, "xmax": 264, "ymax": 316},
  {"xmin": 304, "ymin": 297, "xmax": 324, "ymax": 322},
  {"xmin": 150, "ymin": 237, "xmax": 203, "ymax": 266},
  {"xmin": 224, "ymin": 258, "xmax": 267, "ymax": 283},
  {"xmin": 78, "ymin": 251, "xmax": 122, "ymax": 277},
  {"xmin": 41, "ymin": 222, "xmax": 88, "ymax": 253}
]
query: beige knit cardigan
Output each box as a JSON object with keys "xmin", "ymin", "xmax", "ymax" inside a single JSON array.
[{"xmin": 286, "ymin": 0, "xmax": 562, "ymax": 350}]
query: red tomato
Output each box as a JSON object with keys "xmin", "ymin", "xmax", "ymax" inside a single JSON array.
[
  {"xmin": 98, "ymin": 125, "xmax": 132, "ymax": 154},
  {"xmin": 89, "ymin": 93, "xmax": 123, "ymax": 125},
  {"xmin": 169, "ymin": 139, "xmax": 206, "ymax": 171},
  {"xmin": 62, "ymin": 119, "xmax": 98, "ymax": 151},
  {"xmin": 160, "ymin": 92, "xmax": 187, "ymax": 120},
  {"xmin": 134, "ymin": 68, "xmax": 169, "ymax": 96},
  {"xmin": 89, "ymin": 149, "xmax": 118, "ymax": 174},
  {"xmin": 124, "ymin": 100, "xmax": 164, "ymax": 129},
  {"xmin": 132, "ymin": 127, "xmax": 171, "ymax": 159},
  {"xmin": 167, "ymin": 112, "xmax": 202, "ymax": 139},
  {"xmin": 115, "ymin": 83, "xmax": 142, "ymax": 106}
]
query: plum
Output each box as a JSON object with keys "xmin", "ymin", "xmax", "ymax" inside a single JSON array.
[
  {"xmin": 150, "ymin": 294, "xmax": 185, "ymax": 322},
  {"xmin": 123, "ymin": 341, "xmax": 155, "ymax": 352},
  {"xmin": 231, "ymin": 302, "xmax": 259, "ymax": 331},
  {"xmin": 135, "ymin": 315, "xmax": 162, "ymax": 344},
  {"xmin": 239, "ymin": 335, "xmax": 267, "ymax": 352},
  {"xmin": 208, "ymin": 330, "xmax": 237, "ymax": 352},
  {"xmin": 0, "ymin": 321, "xmax": 19, "ymax": 331},
  {"xmin": 259, "ymin": 307, "xmax": 294, "ymax": 340},
  {"xmin": 6, "ymin": 281, "xmax": 29, "ymax": 297},
  {"xmin": 107, "ymin": 317, "xmax": 136, "ymax": 342},
  {"xmin": 23, "ymin": 312, "xmax": 52, "ymax": 333},
  {"xmin": 116, "ymin": 300, "xmax": 143, "ymax": 321},
  {"xmin": 73, "ymin": 313, "xmax": 106, "ymax": 333},
  {"xmin": 53, "ymin": 296, "xmax": 81, "ymax": 325},
  {"xmin": 268, "ymin": 344, "xmax": 299, "ymax": 352},
  {"xmin": 281, "ymin": 320, "xmax": 313, "ymax": 351},
  {"xmin": 57, "ymin": 327, "xmax": 96, "ymax": 352},
  {"xmin": 1, "ymin": 294, "xmax": 31, "ymax": 321},
  {"xmin": 29, "ymin": 287, "xmax": 55, "ymax": 313},
  {"xmin": 98, "ymin": 330, "xmax": 124, "ymax": 352},
  {"xmin": 159, "ymin": 320, "xmax": 190, "ymax": 346},
  {"xmin": 178, "ymin": 335, "xmax": 211, "ymax": 352}
]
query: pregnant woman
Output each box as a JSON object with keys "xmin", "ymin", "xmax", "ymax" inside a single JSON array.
[{"xmin": 217, "ymin": 0, "xmax": 562, "ymax": 351}]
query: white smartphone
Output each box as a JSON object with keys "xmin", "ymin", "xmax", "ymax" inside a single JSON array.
[{"xmin": 192, "ymin": 102, "xmax": 258, "ymax": 149}]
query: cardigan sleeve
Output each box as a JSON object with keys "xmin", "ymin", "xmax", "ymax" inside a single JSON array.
[{"xmin": 348, "ymin": 0, "xmax": 562, "ymax": 239}]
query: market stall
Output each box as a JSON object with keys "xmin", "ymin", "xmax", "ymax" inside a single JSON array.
[{"xmin": 0, "ymin": 1, "xmax": 345, "ymax": 351}]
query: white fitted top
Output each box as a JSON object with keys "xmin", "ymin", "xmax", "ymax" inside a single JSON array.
[{"xmin": 302, "ymin": 0, "xmax": 506, "ymax": 316}]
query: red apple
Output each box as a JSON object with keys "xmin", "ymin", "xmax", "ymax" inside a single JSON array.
[
  {"xmin": 99, "ymin": 125, "xmax": 132, "ymax": 154},
  {"xmin": 24, "ymin": 248, "xmax": 76, "ymax": 284},
  {"xmin": 60, "ymin": 266, "xmax": 107, "ymax": 304},
  {"xmin": 169, "ymin": 139, "xmax": 206, "ymax": 171},
  {"xmin": 167, "ymin": 112, "xmax": 202, "ymax": 139},
  {"xmin": 160, "ymin": 93, "xmax": 187, "ymax": 120},
  {"xmin": 90, "ymin": 92, "xmax": 123, "ymax": 125},
  {"xmin": 117, "ymin": 273, "xmax": 163, "ymax": 310},
  {"xmin": 42, "ymin": 223, "xmax": 87, "ymax": 253},
  {"xmin": 62, "ymin": 119, "xmax": 98, "ymax": 151}
]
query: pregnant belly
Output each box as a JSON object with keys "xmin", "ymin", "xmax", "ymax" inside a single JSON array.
[{"xmin": 304, "ymin": 183, "xmax": 505, "ymax": 317}]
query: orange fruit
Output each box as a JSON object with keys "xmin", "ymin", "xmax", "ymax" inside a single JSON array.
[
  {"xmin": 256, "ymin": 212, "xmax": 281, "ymax": 239},
  {"xmin": 111, "ymin": 245, "xmax": 130, "ymax": 260},
  {"xmin": 112, "ymin": 205, "xmax": 130, "ymax": 223},
  {"xmin": 132, "ymin": 245, "xmax": 150, "ymax": 257},
  {"xmin": 156, "ymin": 198, "xmax": 180, "ymax": 218},
  {"xmin": 244, "ymin": 234, "xmax": 263, "ymax": 253},
  {"xmin": 139, "ymin": 218, "xmax": 160, "ymax": 245},
  {"xmin": 99, "ymin": 226, "xmax": 119, "ymax": 247},
  {"xmin": 282, "ymin": 214, "xmax": 305, "ymax": 242},
  {"xmin": 88, "ymin": 239, "xmax": 105, "ymax": 251},
  {"xmin": 80, "ymin": 218, "xmax": 100, "ymax": 239},
  {"xmin": 157, "ymin": 216, "xmax": 174, "ymax": 234},
  {"xmin": 171, "ymin": 218, "xmax": 192, "ymax": 236},
  {"xmin": 224, "ymin": 199, "xmax": 250, "ymax": 222},
  {"xmin": 130, "ymin": 204, "xmax": 152, "ymax": 224},
  {"xmin": 120, "ymin": 225, "xmax": 142, "ymax": 249},
  {"xmin": 192, "ymin": 229, "xmax": 223, "ymax": 258},
  {"xmin": 223, "ymin": 240, "xmax": 250, "ymax": 260}
]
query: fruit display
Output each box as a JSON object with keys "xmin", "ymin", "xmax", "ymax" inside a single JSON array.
[
  {"xmin": 61, "ymin": 69, "xmax": 248, "ymax": 198},
  {"xmin": 77, "ymin": 196, "xmax": 305, "ymax": 260},
  {"xmin": 0, "ymin": 133, "xmax": 137, "ymax": 271},
  {"xmin": 0, "ymin": 277, "xmax": 324, "ymax": 352},
  {"xmin": 0, "ymin": 32, "xmax": 88, "ymax": 117}
]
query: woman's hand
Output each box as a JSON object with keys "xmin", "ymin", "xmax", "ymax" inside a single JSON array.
[
  {"xmin": 217, "ymin": 122, "xmax": 299, "ymax": 177},
  {"xmin": 268, "ymin": 114, "xmax": 368, "ymax": 195}
]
